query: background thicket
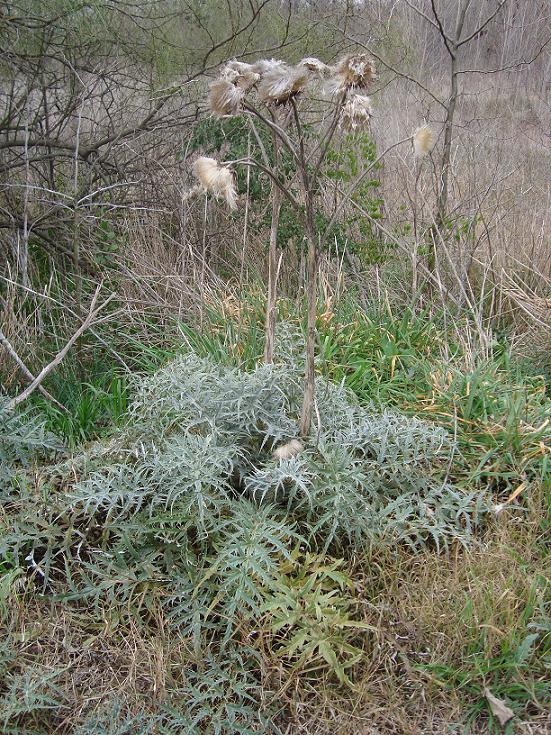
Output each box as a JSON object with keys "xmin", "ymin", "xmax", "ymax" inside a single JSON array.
[{"xmin": 0, "ymin": 1, "xmax": 549, "ymax": 733}]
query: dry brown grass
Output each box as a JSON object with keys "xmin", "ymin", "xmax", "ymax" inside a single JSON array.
[{"xmin": 282, "ymin": 492, "xmax": 550, "ymax": 734}]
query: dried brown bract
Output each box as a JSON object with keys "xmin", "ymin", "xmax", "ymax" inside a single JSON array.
[{"xmin": 328, "ymin": 53, "xmax": 377, "ymax": 94}]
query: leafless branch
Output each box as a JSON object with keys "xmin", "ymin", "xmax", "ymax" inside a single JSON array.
[
  {"xmin": 430, "ymin": 0, "xmax": 455, "ymax": 56},
  {"xmin": 457, "ymin": 35, "xmax": 551, "ymax": 74},
  {"xmin": 6, "ymin": 284, "xmax": 115, "ymax": 409},
  {"xmin": 457, "ymin": 0, "xmax": 508, "ymax": 48},
  {"xmin": 0, "ymin": 328, "xmax": 68, "ymax": 412}
]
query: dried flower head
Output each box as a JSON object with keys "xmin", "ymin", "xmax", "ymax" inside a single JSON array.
[
  {"xmin": 220, "ymin": 63, "xmax": 240, "ymax": 83},
  {"xmin": 220, "ymin": 60, "xmax": 260, "ymax": 91},
  {"xmin": 413, "ymin": 124, "xmax": 433, "ymax": 158},
  {"xmin": 273, "ymin": 439, "xmax": 304, "ymax": 461},
  {"xmin": 257, "ymin": 63, "xmax": 309, "ymax": 104},
  {"xmin": 252, "ymin": 58, "xmax": 286, "ymax": 76},
  {"xmin": 192, "ymin": 156, "xmax": 237, "ymax": 209},
  {"xmin": 329, "ymin": 53, "xmax": 376, "ymax": 93},
  {"xmin": 341, "ymin": 94, "xmax": 372, "ymax": 131},
  {"xmin": 236, "ymin": 70, "xmax": 261, "ymax": 91},
  {"xmin": 299, "ymin": 57, "xmax": 331, "ymax": 77},
  {"xmin": 208, "ymin": 79, "xmax": 245, "ymax": 117}
]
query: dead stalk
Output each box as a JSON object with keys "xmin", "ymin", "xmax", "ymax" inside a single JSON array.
[{"xmin": 6, "ymin": 284, "xmax": 115, "ymax": 410}]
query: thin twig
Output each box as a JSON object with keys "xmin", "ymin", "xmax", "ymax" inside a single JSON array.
[
  {"xmin": 6, "ymin": 284, "xmax": 115, "ymax": 410},
  {"xmin": 0, "ymin": 328, "xmax": 68, "ymax": 412}
]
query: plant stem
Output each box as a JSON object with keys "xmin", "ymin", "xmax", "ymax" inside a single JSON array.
[{"xmin": 264, "ymin": 133, "xmax": 282, "ymax": 364}]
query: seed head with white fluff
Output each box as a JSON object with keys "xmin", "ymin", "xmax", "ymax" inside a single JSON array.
[
  {"xmin": 273, "ymin": 439, "xmax": 304, "ymax": 461},
  {"xmin": 192, "ymin": 156, "xmax": 237, "ymax": 210},
  {"xmin": 251, "ymin": 58, "xmax": 286, "ymax": 76},
  {"xmin": 341, "ymin": 94, "xmax": 372, "ymax": 131},
  {"xmin": 413, "ymin": 125, "xmax": 433, "ymax": 158},
  {"xmin": 328, "ymin": 54, "xmax": 376, "ymax": 94},
  {"xmin": 208, "ymin": 79, "xmax": 245, "ymax": 118},
  {"xmin": 257, "ymin": 63, "xmax": 309, "ymax": 104},
  {"xmin": 299, "ymin": 57, "xmax": 331, "ymax": 78},
  {"xmin": 220, "ymin": 60, "xmax": 260, "ymax": 91}
]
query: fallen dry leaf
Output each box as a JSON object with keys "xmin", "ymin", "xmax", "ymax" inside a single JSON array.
[
  {"xmin": 505, "ymin": 481, "xmax": 527, "ymax": 505},
  {"xmin": 484, "ymin": 687, "xmax": 515, "ymax": 727}
]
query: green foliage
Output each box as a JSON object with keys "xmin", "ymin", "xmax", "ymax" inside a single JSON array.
[
  {"xmin": 0, "ymin": 400, "xmax": 61, "ymax": 496},
  {"xmin": 33, "ymin": 373, "xmax": 129, "ymax": 448},
  {"xmin": 2, "ymin": 305, "xmax": 548, "ymax": 732},
  {"xmin": 3, "ymin": 343, "xmax": 482, "ymax": 589},
  {"xmin": 210, "ymin": 501, "xmax": 299, "ymax": 633},
  {"xmin": 418, "ymin": 595, "xmax": 550, "ymax": 735},
  {"xmin": 170, "ymin": 646, "xmax": 273, "ymax": 735},
  {"xmin": 325, "ymin": 132, "xmax": 388, "ymax": 264},
  {"xmin": 0, "ymin": 667, "xmax": 65, "ymax": 732},
  {"xmin": 270, "ymin": 200, "xmax": 305, "ymax": 249},
  {"xmin": 29, "ymin": 332, "xmax": 179, "ymax": 447},
  {"xmin": 318, "ymin": 307, "xmax": 550, "ymax": 490},
  {"xmin": 178, "ymin": 301, "xmax": 265, "ymax": 369},
  {"xmin": 188, "ymin": 117, "xmax": 295, "ymax": 202},
  {"xmin": 0, "ymin": 567, "xmax": 22, "ymax": 623},
  {"xmin": 74, "ymin": 701, "xmax": 158, "ymax": 735},
  {"xmin": 0, "ymin": 338, "xmax": 486, "ymax": 727},
  {"xmin": 262, "ymin": 551, "xmax": 374, "ymax": 686}
]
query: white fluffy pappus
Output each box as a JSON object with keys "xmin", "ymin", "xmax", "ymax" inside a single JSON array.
[
  {"xmin": 327, "ymin": 53, "xmax": 376, "ymax": 94},
  {"xmin": 220, "ymin": 60, "xmax": 260, "ymax": 91},
  {"xmin": 341, "ymin": 94, "xmax": 372, "ymax": 131},
  {"xmin": 272, "ymin": 439, "xmax": 304, "ymax": 461},
  {"xmin": 192, "ymin": 156, "xmax": 237, "ymax": 209},
  {"xmin": 208, "ymin": 79, "xmax": 245, "ymax": 117},
  {"xmin": 413, "ymin": 125, "xmax": 434, "ymax": 158},
  {"xmin": 299, "ymin": 57, "xmax": 331, "ymax": 77},
  {"xmin": 251, "ymin": 58, "xmax": 286, "ymax": 75},
  {"xmin": 257, "ymin": 63, "xmax": 309, "ymax": 104}
]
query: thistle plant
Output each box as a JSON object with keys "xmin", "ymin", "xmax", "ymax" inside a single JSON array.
[
  {"xmin": 0, "ymin": 399, "xmax": 62, "ymax": 497},
  {"xmin": 191, "ymin": 53, "xmax": 383, "ymax": 437},
  {"xmin": 0, "ymin": 338, "xmax": 493, "ymax": 729}
]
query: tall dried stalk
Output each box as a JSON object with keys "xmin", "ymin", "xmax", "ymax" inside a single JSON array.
[
  {"xmin": 197, "ymin": 54, "xmax": 381, "ymax": 437},
  {"xmin": 264, "ymin": 133, "xmax": 282, "ymax": 365}
]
